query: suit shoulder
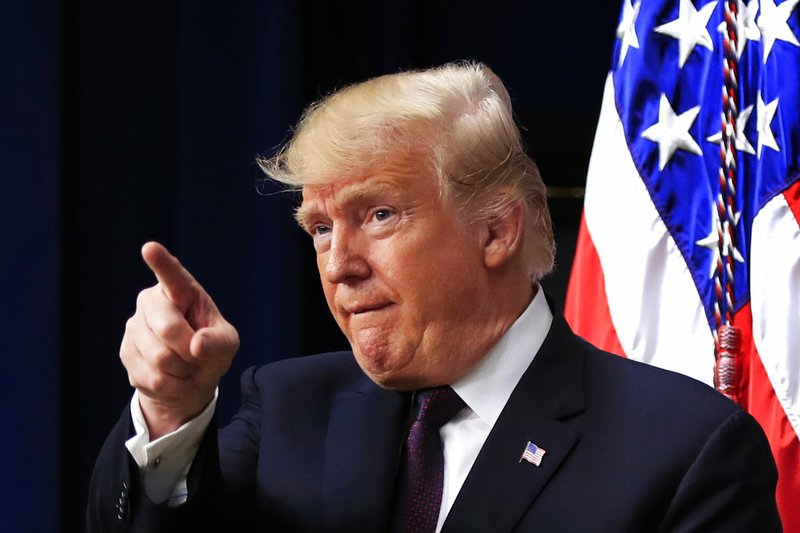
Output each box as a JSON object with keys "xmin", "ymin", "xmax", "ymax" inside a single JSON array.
[{"xmin": 580, "ymin": 340, "xmax": 740, "ymax": 424}]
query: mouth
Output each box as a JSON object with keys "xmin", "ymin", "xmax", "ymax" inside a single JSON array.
[{"xmin": 348, "ymin": 302, "xmax": 393, "ymax": 315}]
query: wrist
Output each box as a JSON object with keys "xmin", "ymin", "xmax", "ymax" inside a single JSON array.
[{"xmin": 138, "ymin": 391, "xmax": 214, "ymax": 440}]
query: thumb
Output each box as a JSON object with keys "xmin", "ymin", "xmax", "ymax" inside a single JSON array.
[{"xmin": 190, "ymin": 322, "xmax": 240, "ymax": 361}]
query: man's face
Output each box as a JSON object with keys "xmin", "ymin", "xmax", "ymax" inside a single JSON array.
[{"xmin": 297, "ymin": 156, "xmax": 499, "ymax": 389}]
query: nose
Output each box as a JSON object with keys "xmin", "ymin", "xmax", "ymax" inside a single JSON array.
[{"xmin": 322, "ymin": 227, "xmax": 370, "ymax": 284}]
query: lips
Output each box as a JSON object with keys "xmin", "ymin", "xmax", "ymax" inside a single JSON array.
[{"xmin": 347, "ymin": 302, "xmax": 393, "ymax": 315}]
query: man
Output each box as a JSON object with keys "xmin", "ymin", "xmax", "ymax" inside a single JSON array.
[{"xmin": 88, "ymin": 62, "xmax": 780, "ymax": 532}]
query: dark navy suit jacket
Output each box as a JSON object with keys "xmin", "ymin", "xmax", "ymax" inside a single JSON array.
[{"xmin": 87, "ymin": 310, "xmax": 781, "ymax": 532}]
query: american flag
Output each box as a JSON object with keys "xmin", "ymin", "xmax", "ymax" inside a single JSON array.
[
  {"xmin": 519, "ymin": 441, "xmax": 546, "ymax": 467},
  {"xmin": 564, "ymin": 0, "xmax": 800, "ymax": 529}
]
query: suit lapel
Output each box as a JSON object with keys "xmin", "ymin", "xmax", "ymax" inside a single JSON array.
[
  {"xmin": 443, "ymin": 312, "xmax": 587, "ymax": 532},
  {"xmin": 322, "ymin": 383, "xmax": 409, "ymax": 532}
]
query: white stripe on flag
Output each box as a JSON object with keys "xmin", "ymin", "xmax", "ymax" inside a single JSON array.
[
  {"xmin": 750, "ymin": 193, "xmax": 800, "ymax": 437},
  {"xmin": 583, "ymin": 73, "xmax": 714, "ymax": 384}
]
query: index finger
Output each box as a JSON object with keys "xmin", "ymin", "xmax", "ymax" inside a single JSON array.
[{"xmin": 141, "ymin": 241, "xmax": 198, "ymax": 310}]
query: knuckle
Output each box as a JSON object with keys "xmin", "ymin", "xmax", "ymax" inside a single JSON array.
[
  {"xmin": 119, "ymin": 337, "xmax": 136, "ymax": 367},
  {"xmin": 152, "ymin": 316, "xmax": 179, "ymax": 342},
  {"xmin": 150, "ymin": 346, "xmax": 174, "ymax": 370},
  {"xmin": 122, "ymin": 359, "xmax": 142, "ymax": 389},
  {"xmin": 119, "ymin": 345, "xmax": 130, "ymax": 365},
  {"xmin": 148, "ymin": 371, "xmax": 169, "ymax": 395},
  {"xmin": 136, "ymin": 285, "xmax": 160, "ymax": 309},
  {"xmin": 135, "ymin": 289, "xmax": 148, "ymax": 308}
]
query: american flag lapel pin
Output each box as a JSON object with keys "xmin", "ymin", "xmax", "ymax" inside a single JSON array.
[{"xmin": 519, "ymin": 441, "xmax": 546, "ymax": 467}]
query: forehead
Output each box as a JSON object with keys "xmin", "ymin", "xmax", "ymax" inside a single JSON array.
[
  {"xmin": 297, "ymin": 158, "xmax": 438, "ymax": 214},
  {"xmin": 301, "ymin": 176, "xmax": 401, "ymax": 205}
]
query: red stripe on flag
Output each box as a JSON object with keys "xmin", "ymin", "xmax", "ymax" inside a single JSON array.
[
  {"xmin": 785, "ymin": 177, "xmax": 800, "ymax": 227},
  {"xmin": 733, "ymin": 302, "xmax": 800, "ymax": 533},
  {"xmin": 564, "ymin": 214, "xmax": 626, "ymax": 357}
]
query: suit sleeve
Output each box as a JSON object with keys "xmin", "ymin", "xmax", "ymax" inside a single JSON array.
[
  {"xmin": 658, "ymin": 409, "xmax": 781, "ymax": 532},
  {"xmin": 85, "ymin": 404, "xmax": 241, "ymax": 533},
  {"xmin": 86, "ymin": 366, "xmax": 265, "ymax": 532}
]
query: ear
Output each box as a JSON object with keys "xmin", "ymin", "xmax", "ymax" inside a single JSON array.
[{"xmin": 482, "ymin": 200, "xmax": 525, "ymax": 270}]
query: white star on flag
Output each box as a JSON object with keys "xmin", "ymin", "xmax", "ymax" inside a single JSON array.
[
  {"xmin": 641, "ymin": 93, "xmax": 703, "ymax": 170},
  {"xmin": 655, "ymin": 0, "xmax": 718, "ymax": 68},
  {"xmin": 757, "ymin": 92, "xmax": 781, "ymax": 156},
  {"xmin": 696, "ymin": 209, "xmax": 745, "ymax": 278},
  {"xmin": 617, "ymin": 0, "xmax": 643, "ymax": 66},
  {"xmin": 757, "ymin": 0, "xmax": 800, "ymax": 63},
  {"xmin": 706, "ymin": 104, "xmax": 756, "ymax": 155}
]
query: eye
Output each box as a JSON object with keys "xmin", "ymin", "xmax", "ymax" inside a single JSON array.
[
  {"xmin": 311, "ymin": 223, "xmax": 331, "ymax": 237},
  {"xmin": 372, "ymin": 208, "xmax": 394, "ymax": 222}
]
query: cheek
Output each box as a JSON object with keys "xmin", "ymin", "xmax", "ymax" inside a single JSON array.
[{"xmin": 399, "ymin": 247, "xmax": 483, "ymax": 309}]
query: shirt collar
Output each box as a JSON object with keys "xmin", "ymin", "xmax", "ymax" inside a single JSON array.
[{"xmin": 451, "ymin": 285, "xmax": 553, "ymax": 428}]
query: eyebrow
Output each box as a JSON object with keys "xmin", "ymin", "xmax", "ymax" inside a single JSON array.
[
  {"xmin": 294, "ymin": 204, "xmax": 318, "ymax": 231},
  {"xmin": 295, "ymin": 181, "xmax": 401, "ymax": 230}
]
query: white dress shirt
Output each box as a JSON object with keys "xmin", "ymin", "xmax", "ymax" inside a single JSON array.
[
  {"xmin": 125, "ymin": 388, "xmax": 218, "ymax": 505},
  {"xmin": 126, "ymin": 286, "xmax": 553, "ymax": 528},
  {"xmin": 436, "ymin": 287, "xmax": 551, "ymax": 532}
]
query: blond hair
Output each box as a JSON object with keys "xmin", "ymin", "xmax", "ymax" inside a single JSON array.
[{"xmin": 259, "ymin": 61, "xmax": 555, "ymax": 281}]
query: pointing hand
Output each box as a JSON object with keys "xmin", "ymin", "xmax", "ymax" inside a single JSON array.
[{"xmin": 119, "ymin": 242, "xmax": 239, "ymax": 439}]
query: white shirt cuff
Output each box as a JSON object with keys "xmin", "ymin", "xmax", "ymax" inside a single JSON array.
[{"xmin": 124, "ymin": 388, "xmax": 218, "ymax": 505}]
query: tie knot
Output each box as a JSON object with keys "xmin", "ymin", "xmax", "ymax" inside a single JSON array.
[{"xmin": 413, "ymin": 386, "xmax": 465, "ymax": 429}]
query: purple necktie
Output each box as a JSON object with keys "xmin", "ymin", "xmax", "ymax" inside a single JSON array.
[{"xmin": 393, "ymin": 387, "xmax": 466, "ymax": 533}]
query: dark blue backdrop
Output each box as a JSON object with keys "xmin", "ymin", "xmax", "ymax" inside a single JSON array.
[{"xmin": 1, "ymin": 1, "xmax": 618, "ymax": 530}]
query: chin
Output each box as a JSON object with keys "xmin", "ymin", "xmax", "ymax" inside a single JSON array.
[
  {"xmin": 349, "ymin": 331, "xmax": 437, "ymax": 390},
  {"xmin": 351, "ymin": 348, "xmax": 411, "ymax": 390},
  {"xmin": 356, "ymin": 356, "xmax": 439, "ymax": 392},
  {"xmin": 353, "ymin": 350, "xmax": 397, "ymax": 386}
]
